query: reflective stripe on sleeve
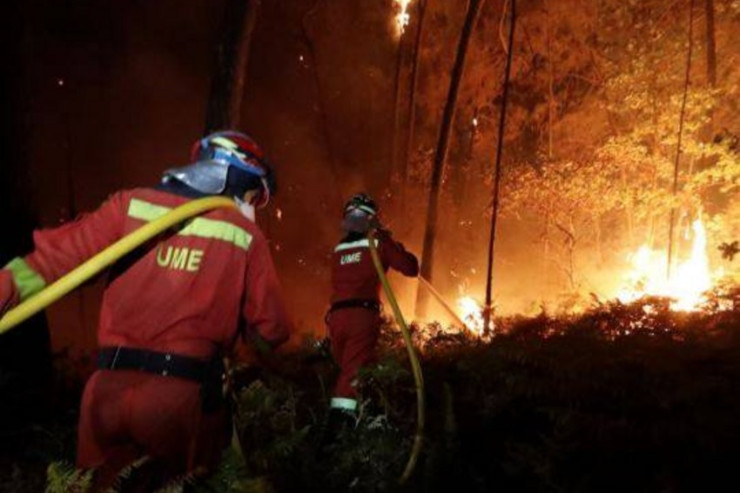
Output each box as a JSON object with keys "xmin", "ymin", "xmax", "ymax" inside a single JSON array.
[
  {"xmin": 5, "ymin": 257, "xmax": 46, "ymax": 301},
  {"xmin": 330, "ymin": 397, "xmax": 358, "ymax": 411}
]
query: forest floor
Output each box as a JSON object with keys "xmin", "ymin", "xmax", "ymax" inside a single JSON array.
[{"xmin": 2, "ymin": 287, "xmax": 740, "ymax": 492}]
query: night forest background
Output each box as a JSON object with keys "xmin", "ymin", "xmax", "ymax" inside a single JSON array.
[{"xmin": 1, "ymin": 0, "xmax": 740, "ymax": 491}]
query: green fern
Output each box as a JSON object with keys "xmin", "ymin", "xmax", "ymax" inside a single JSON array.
[
  {"xmin": 45, "ymin": 461, "xmax": 93, "ymax": 493},
  {"xmin": 103, "ymin": 455, "xmax": 150, "ymax": 492}
]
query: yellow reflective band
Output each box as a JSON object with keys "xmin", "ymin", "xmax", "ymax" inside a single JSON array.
[
  {"xmin": 334, "ymin": 238, "xmax": 378, "ymax": 253},
  {"xmin": 179, "ymin": 217, "xmax": 252, "ymax": 250},
  {"xmin": 210, "ymin": 136, "xmax": 247, "ymax": 158},
  {"xmin": 210, "ymin": 136, "xmax": 239, "ymax": 150},
  {"xmin": 128, "ymin": 199, "xmax": 252, "ymax": 250},
  {"xmin": 5, "ymin": 257, "xmax": 46, "ymax": 301},
  {"xmin": 128, "ymin": 199, "xmax": 170, "ymax": 222}
]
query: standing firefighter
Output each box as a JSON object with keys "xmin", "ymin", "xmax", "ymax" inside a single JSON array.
[
  {"xmin": 325, "ymin": 193, "xmax": 419, "ymax": 430},
  {"xmin": 0, "ymin": 131, "xmax": 292, "ymax": 488}
]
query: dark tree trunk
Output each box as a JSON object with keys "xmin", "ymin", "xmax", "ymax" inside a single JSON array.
[
  {"xmin": 702, "ymin": 0, "xmax": 716, "ymax": 141},
  {"xmin": 399, "ymin": 0, "xmax": 427, "ymax": 218},
  {"xmin": 204, "ymin": 0, "xmax": 261, "ymax": 132},
  {"xmin": 483, "ymin": 0, "xmax": 516, "ymax": 334},
  {"xmin": 705, "ymin": 0, "xmax": 716, "ymax": 87},
  {"xmin": 390, "ymin": 21, "xmax": 411, "ymax": 189},
  {"xmin": 302, "ymin": 0, "xmax": 345, "ymax": 204},
  {"xmin": 415, "ymin": 0, "xmax": 486, "ymax": 318},
  {"xmin": 667, "ymin": 0, "xmax": 696, "ymax": 279}
]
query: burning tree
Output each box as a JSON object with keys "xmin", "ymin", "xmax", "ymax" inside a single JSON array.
[{"xmin": 396, "ymin": 0, "xmax": 739, "ymax": 316}]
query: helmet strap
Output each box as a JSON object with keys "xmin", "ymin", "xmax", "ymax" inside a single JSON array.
[
  {"xmin": 235, "ymin": 196, "xmax": 257, "ymax": 222},
  {"xmin": 256, "ymin": 177, "xmax": 271, "ymax": 209}
]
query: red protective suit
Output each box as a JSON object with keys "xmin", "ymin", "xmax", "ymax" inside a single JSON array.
[
  {"xmin": 326, "ymin": 231, "xmax": 418, "ymax": 410},
  {"xmin": 0, "ymin": 187, "xmax": 291, "ymax": 485}
]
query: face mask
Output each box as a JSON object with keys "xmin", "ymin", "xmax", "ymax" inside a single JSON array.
[
  {"xmin": 235, "ymin": 196, "xmax": 256, "ymax": 222},
  {"xmin": 342, "ymin": 208, "xmax": 371, "ymax": 233}
]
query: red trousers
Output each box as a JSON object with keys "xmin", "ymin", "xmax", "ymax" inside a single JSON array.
[
  {"xmin": 326, "ymin": 307, "xmax": 381, "ymax": 399},
  {"xmin": 77, "ymin": 370, "xmax": 228, "ymax": 488}
]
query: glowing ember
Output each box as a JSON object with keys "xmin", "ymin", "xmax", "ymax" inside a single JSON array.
[
  {"xmin": 457, "ymin": 296, "xmax": 486, "ymax": 335},
  {"xmin": 617, "ymin": 219, "xmax": 713, "ymax": 311},
  {"xmin": 393, "ymin": 0, "xmax": 413, "ymax": 37}
]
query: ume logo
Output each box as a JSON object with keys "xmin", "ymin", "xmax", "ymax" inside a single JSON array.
[{"xmin": 340, "ymin": 252, "xmax": 362, "ymax": 265}]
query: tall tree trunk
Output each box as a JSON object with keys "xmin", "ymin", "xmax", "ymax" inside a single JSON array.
[
  {"xmin": 546, "ymin": 0, "xmax": 554, "ymax": 159},
  {"xmin": 204, "ymin": 0, "xmax": 261, "ymax": 132},
  {"xmin": 415, "ymin": 0, "xmax": 486, "ymax": 318},
  {"xmin": 701, "ymin": 0, "xmax": 716, "ymax": 145},
  {"xmin": 667, "ymin": 0, "xmax": 696, "ymax": 279},
  {"xmin": 543, "ymin": 0, "xmax": 553, "ymax": 292},
  {"xmin": 554, "ymin": 219, "xmax": 576, "ymax": 290},
  {"xmin": 594, "ymin": 214, "xmax": 603, "ymax": 263},
  {"xmin": 542, "ymin": 211, "xmax": 551, "ymax": 292},
  {"xmin": 705, "ymin": 0, "xmax": 716, "ymax": 88},
  {"xmin": 399, "ymin": 0, "xmax": 428, "ymax": 230},
  {"xmin": 482, "ymin": 0, "xmax": 516, "ymax": 334},
  {"xmin": 391, "ymin": 19, "xmax": 412, "ymax": 189},
  {"xmin": 302, "ymin": 0, "xmax": 345, "ymax": 204}
]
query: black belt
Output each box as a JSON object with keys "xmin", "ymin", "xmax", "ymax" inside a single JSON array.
[
  {"xmin": 329, "ymin": 298, "xmax": 381, "ymax": 313},
  {"xmin": 97, "ymin": 346, "xmax": 215, "ymax": 383}
]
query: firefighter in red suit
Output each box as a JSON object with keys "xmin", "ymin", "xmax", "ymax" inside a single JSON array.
[
  {"xmin": 0, "ymin": 131, "xmax": 292, "ymax": 488},
  {"xmin": 325, "ymin": 194, "xmax": 418, "ymax": 425}
]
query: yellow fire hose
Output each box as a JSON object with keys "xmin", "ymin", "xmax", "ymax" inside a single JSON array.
[
  {"xmin": 366, "ymin": 230, "xmax": 424, "ymax": 484},
  {"xmin": 0, "ymin": 196, "xmax": 238, "ymax": 334},
  {"xmin": 417, "ymin": 275, "xmax": 467, "ymax": 329}
]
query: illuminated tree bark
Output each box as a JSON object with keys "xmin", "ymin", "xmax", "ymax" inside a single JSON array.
[
  {"xmin": 482, "ymin": 0, "xmax": 516, "ymax": 334},
  {"xmin": 705, "ymin": 0, "xmax": 716, "ymax": 88},
  {"xmin": 667, "ymin": 0, "xmax": 696, "ymax": 279},
  {"xmin": 301, "ymin": 0, "xmax": 345, "ymax": 204},
  {"xmin": 390, "ymin": 15, "xmax": 410, "ymax": 188},
  {"xmin": 204, "ymin": 0, "xmax": 261, "ymax": 132},
  {"xmin": 399, "ymin": 0, "xmax": 427, "ymax": 216},
  {"xmin": 415, "ymin": 0, "xmax": 485, "ymax": 318},
  {"xmin": 703, "ymin": 0, "xmax": 716, "ymax": 139}
]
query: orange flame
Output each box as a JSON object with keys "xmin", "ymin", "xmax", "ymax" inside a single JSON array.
[
  {"xmin": 617, "ymin": 219, "xmax": 713, "ymax": 311},
  {"xmin": 393, "ymin": 0, "xmax": 413, "ymax": 37},
  {"xmin": 457, "ymin": 296, "xmax": 487, "ymax": 335}
]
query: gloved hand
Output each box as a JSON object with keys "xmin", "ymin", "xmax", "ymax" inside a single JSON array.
[
  {"xmin": 368, "ymin": 215, "xmax": 382, "ymax": 231},
  {"xmin": 0, "ymin": 270, "xmax": 18, "ymax": 318},
  {"xmin": 373, "ymin": 225, "xmax": 393, "ymax": 240}
]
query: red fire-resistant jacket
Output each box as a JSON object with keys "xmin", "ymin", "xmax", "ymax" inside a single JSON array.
[
  {"xmin": 331, "ymin": 231, "xmax": 419, "ymax": 303},
  {"xmin": 0, "ymin": 188, "xmax": 291, "ymax": 358}
]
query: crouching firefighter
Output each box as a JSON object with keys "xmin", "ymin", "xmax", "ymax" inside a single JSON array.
[
  {"xmin": 0, "ymin": 131, "xmax": 292, "ymax": 489},
  {"xmin": 324, "ymin": 194, "xmax": 419, "ymax": 436}
]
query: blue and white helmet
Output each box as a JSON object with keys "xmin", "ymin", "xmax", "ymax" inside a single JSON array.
[{"xmin": 163, "ymin": 130, "xmax": 274, "ymax": 207}]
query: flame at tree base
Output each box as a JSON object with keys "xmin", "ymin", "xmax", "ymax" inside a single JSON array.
[
  {"xmin": 423, "ymin": 218, "xmax": 723, "ymax": 342},
  {"xmin": 617, "ymin": 219, "xmax": 714, "ymax": 311},
  {"xmin": 457, "ymin": 296, "xmax": 487, "ymax": 335}
]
